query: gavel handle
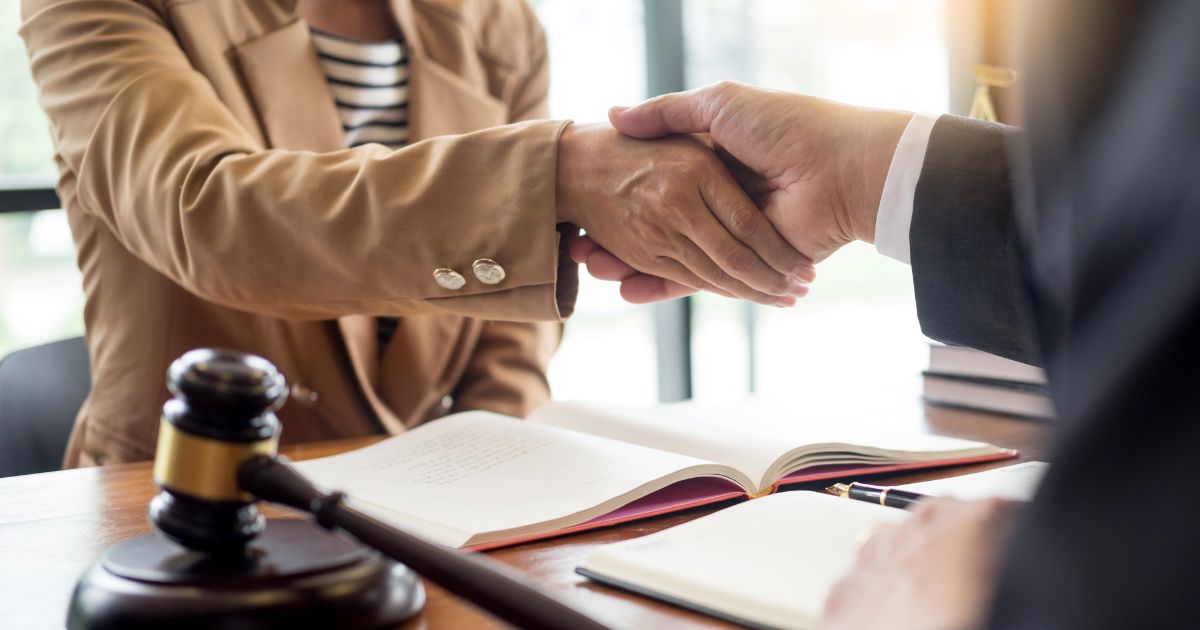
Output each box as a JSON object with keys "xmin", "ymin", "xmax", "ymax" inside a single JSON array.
[{"xmin": 238, "ymin": 455, "xmax": 609, "ymax": 630}]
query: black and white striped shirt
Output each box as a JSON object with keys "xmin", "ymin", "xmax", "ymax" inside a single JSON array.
[
  {"xmin": 311, "ymin": 28, "xmax": 409, "ymax": 149},
  {"xmin": 311, "ymin": 28, "xmax": 410, "ymax": 349}
]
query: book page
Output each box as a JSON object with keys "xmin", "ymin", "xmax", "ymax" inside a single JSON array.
[
  {"xmin": 293, "ymin": 411, "xmax": 748, "ymax": 547},
  {"xmin": 580, "ymin": 492, "xmax": 908, "ymax": 630},
  {"xmin": 531, "ymin": 401, "xmax": 785, "ymax": 493},
  {"xmin": 899, "ymin": 461, "xmax": 1047, "ymax": 501},
  {"xmin": 532, "ymin": 400, "xmax": 1001, "ymax": 493}
]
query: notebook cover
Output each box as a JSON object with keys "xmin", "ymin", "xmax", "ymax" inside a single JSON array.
[
  {"xmin": 575, "ymin": 566, "xmax": 782, "ymax": 630},
  {"xmin": 464, "ymin": 449, "xmax": 1018, "ymax": 551}
]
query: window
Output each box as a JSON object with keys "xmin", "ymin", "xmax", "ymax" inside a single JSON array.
[
  {"xmin": 682, "ymin": 0, "xmax": 954, "ymax": 412},
  {"xmin": 533, "ymin": 0, "xmax": 662, "ymax": 405},
  {"xmin": 684, "ymin": 0, "xmax": 950, "ymax": 111},
  {"xmin": 0, "ymin": 0, "xmax": 81, "ymax": 357}
]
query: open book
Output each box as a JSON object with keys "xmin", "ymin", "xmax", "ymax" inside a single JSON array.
[
  {"xmin": 294, "ymin": 400, "xmax": 1017, "ymax": 549},
  {"xmin": 577, "ymin": 462, "xmax": 1047, "ymax": 630}
]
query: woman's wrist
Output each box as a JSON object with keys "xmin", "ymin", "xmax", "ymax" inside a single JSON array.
[{"xmin": 555, "ymin": 122, "xmax": 590, "ymax": 226}]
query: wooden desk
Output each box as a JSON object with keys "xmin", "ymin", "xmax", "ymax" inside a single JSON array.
[{"xmin": 0, "ymin": 405, "xmax": 1048, "ymax": 629}]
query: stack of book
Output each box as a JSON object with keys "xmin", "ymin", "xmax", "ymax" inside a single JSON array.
[{"xmin": 922, "ymin": 343, "xmax": 1054, "ymax": 420}]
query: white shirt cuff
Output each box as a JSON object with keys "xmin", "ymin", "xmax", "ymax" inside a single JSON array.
[{"xmin": 874, "ymin": 112, "xmax": 939, "ymax": 265}]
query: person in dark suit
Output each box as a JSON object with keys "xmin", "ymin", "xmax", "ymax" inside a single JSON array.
[{"xmin": 572, "ymin": 1, "xmax": 1200, "ymax": 627}]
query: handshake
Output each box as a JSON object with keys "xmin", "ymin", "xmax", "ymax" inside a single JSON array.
[{"xmin": 555, "ymin": 81, "xmax": 911, "ymax": 306}]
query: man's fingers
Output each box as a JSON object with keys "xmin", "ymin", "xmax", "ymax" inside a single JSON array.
[
  {"xmin": 701, "ymin": 168, "xmax": 816, "ymax": 284},
  {"xmin": 619, "ymin": 274, "xmax": 700, "ymax": 304},
  {"xmin": 608, "ymin": 82, "xmax": 738, "ymax": 139}
]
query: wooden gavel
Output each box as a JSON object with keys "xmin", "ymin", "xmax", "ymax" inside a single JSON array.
[{"xmin": 149, "ymin": 348, "xmax": 607, "ymax": 630}]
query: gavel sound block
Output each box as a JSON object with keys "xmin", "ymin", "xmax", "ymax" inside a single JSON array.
[
  {"xmin": 66, "ymin": 349, "xmax": 422, "ymax": 629},
  {"xmin": 67, "ymin": 349, "xmax": 608, "ymax": 630}
]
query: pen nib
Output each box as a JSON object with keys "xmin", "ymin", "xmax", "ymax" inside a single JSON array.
[{"xmin": 825, "ymin": 483, "xmax": 851, "ymax": 498}]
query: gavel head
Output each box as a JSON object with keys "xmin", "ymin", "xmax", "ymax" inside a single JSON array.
[{"xmin": 148, "ymin": 348, "xmax": 288, "ymax": 556}]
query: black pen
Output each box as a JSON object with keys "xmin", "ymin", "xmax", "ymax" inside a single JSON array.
[{"xmin": 824, "ymin": 482, "xmax": 933, "ymax": 510}]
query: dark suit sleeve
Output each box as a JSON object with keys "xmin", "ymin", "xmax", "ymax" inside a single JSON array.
[{"xmin": 909, "ymin": 115, "xmax": 1041, "ymax": 365}]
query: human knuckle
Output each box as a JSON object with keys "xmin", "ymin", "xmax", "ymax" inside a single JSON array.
[
  {"xmin": 722, "ymin": 246, "xmax": 756, "ymax": 276},
  {"xmin": 662, "ymin": 235, "xmax": 696, "ymax": 265},
  {"xmin": 644, "ymin": 221, "xmax": 671, "ymax": 243},
  {"xmin": 665, "ymin": 190, "xmax": 696, "ymax": 216},
  {"xmin": 711, "ymin": 79, "xmax": 742, "ymax": 99},
  {"xmin": 646, "ymin": 183, "xmax": 679, "ymax": 211},
  {"xmin": 676, "ymin": 158, "xmax": 706, "ymax": 182},
  {"xmin": 648, "ymin": 92, "xmax": 672, "ymax": 109},
  {"xmin": 616, "ymin": 250, "xmax": 646, "ymax": 270},
  {"xmin": 630, "ymin": 189, "xmax": 660, "ymax": 216},
  {"xmin": 727, "ymin": 206, "xmax": 760, "ymax": 238},
  {"xmin": 699, "ymin": 263, "xmax": 727, "ymax": 288}
]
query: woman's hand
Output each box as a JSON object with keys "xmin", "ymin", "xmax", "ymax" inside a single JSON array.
[{"xmin": 556, "ymin": 123, "xmax": 814, "ymax": 307}]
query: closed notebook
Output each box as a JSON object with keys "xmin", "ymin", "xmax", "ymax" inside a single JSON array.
[
  {"xmin": 577, "ymin": 462, "xmax": 1048, "ymax": 630},
  {"xmin": 294, "ymin": 400, "xmax": 1017, "ymax": 550}
]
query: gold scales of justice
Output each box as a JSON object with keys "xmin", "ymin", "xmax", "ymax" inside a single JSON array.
[{"xmin": 968, "ymin": 64, "xmax": 1019, "ymax": 122}]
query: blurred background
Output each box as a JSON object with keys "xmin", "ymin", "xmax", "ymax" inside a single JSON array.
[{"xmin": 0, "ymin": 0, "xmax": 1014, "ymax": 414}]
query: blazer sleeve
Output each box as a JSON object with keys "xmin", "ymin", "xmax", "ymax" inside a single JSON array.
[
  {"xmin": 909, "ymin": 115, "xmax": 1042, "ymax": 365},
  {"xmin": 453, "ymin": 6, "xmax": 565, "ymax": 416},
  {"xmin": 19, "ymin": 0, "xmax": 573, "ymax": 322}
]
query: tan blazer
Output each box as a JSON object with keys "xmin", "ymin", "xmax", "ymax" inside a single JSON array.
[{"xmin": 19, "ymin": 0, "xmax": 579, "ymax": 466}]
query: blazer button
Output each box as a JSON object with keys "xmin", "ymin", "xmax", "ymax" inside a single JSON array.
[
  {"xmin": 472, "ymin": 259, "xmax": 506, "ymax": 285},
  {"xmin": 433, "ymin": 268, "xmax": 466, "ymax": 290}
]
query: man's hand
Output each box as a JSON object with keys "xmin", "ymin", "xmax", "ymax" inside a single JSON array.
[
  {"xmin": 586, "ymin": 81, "xmax": 911, "ymax": 303},
  {"xmin": 556, "ymin": 122, "xmax": 814, "ymax": 307},
  {"xmin": 818, "ymin": 498, "xmax": 1022, "ymax": 630}
]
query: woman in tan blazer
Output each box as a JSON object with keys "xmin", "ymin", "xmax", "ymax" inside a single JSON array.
[{"xmin": 19, "ymin": 0, "xmax": 813, "ymax": 466}]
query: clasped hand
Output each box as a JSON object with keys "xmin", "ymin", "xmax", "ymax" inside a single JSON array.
[
  {"xmin": 556, "ymin": 122, "xmax": 813, "ymax": 307},
  {"xmin": 565, "ymin": 81, "xmax": 910, "ymax": 304}
]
